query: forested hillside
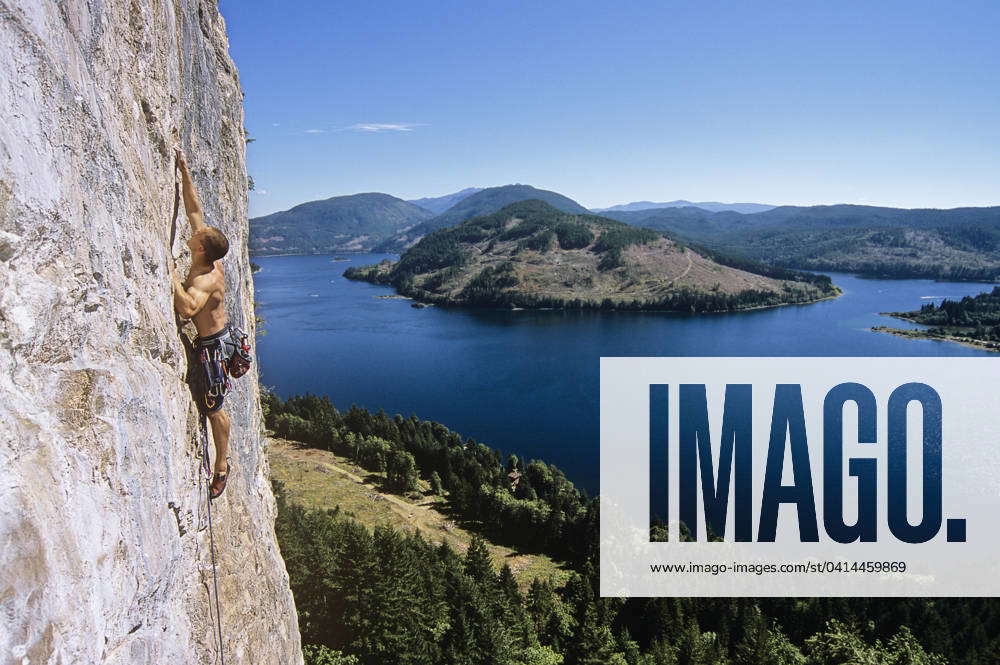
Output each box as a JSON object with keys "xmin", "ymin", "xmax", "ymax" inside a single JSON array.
[
  {"xmin": 377, "ymin": 185, "xmax": 591, "ymax": 251},
  {"xmin": 249, "ymin": 192, "xmax": 434, "ymax": 255},
  {"xmin": 267, "ymin": 392, "xmax": 1000, "ymax": 665},
  {"xmin": 605, "ymin": 204, "xmax": 1000, "ymax": 280},
  {"xmin": 347, "ymin": 200, "xmax": 836, "ymax": 311}
]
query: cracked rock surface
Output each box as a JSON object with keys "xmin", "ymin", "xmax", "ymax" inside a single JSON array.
[{"xmin": 0, "ymin": 1, "xmax": 302, "ymax": 663}]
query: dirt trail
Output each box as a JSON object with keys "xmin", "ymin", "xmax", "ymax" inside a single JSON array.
[
  {"xmin": 319, "ymin": 456, "xmax": 424, "ymax": 515},
  {"xmin": 666, "ymin": 248, "xmax": 693, "ymax": 286},
  {"xmin": 274, "ymin": 439, "xmax": 433, "ymax": 522}
]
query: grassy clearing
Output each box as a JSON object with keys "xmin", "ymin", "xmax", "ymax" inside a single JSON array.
[{"xmin": 268, "ymin": 438, "xmax": 570, "ymax": 590}]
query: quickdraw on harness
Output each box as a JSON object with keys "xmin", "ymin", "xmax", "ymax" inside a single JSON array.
[
  {"xmin": 198, "ymin": 326, "xmax": 253, "ymax": 411},
  {"xmin": 199, "ymin": 343, "xmax": 230, "ymax": 412}
]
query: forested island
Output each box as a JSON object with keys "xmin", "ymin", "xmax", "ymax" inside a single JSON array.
[
  {"xmin": 344, "ymin": 200, "xmax": 838, "ymax": 312},
  {"xmin": 266, "ymin": 391, "xmax": 999, "ymax": 665},
  {"xmin": 874, "ymin": 287, "xmax": 1000, "ymax": 351}
]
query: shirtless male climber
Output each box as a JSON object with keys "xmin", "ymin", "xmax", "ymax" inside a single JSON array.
[{"xmin": 171, "ymin": 147, "xmax": 234, "ymax": 500}]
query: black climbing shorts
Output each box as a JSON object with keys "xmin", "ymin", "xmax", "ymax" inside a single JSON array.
[{"xmin": 194, "ymin": 326, "xmax": 238, "ymax": 414}]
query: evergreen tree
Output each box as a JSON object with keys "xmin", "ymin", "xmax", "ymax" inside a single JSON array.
[
  {"xmin": 302, "ymin": 644, "xmax": 361, "ymax": 665},
  {"xmin": 464, "ymin": 536, "xmax": 494, "ymax": 587}
]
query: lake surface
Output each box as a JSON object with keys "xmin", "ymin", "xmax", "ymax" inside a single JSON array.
[{"xmin": 253, "ymin": 253, "xmax": 993, "ymax": 494}]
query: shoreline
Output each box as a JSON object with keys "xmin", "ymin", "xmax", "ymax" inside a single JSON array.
[{"xmin": 871, "ymin": 325, "xmax": 1000, "ymax": 353}]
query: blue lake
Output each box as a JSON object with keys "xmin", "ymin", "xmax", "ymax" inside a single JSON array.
[{"xmin": 253, "ymin": 253, "xmax": 993, "ymax": 494}]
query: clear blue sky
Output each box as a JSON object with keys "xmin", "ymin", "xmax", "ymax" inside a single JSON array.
[{"xmin": 219, "ymin": 0, "xmax": 1000, "ymax": 217}]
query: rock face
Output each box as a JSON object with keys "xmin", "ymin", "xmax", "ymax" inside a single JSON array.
[{"xmin": 0, "ymin": 2, "xmax": 302, "ymax": 663}]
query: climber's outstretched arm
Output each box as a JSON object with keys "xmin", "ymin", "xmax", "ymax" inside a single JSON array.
[
  {"xmin": 175, "ymin": 148, "xmax": 206, "ymax": 233},
  {"xmin": 172, "ymin": 271, "xmax": 210, "ymax": 319}
]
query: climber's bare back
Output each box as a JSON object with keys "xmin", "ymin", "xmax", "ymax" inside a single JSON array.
[{"xmin": 184, "ymin": 261, "xmax": 228, "ymax": 337}]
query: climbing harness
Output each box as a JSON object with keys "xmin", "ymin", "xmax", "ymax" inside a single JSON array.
[
  {"xmin": 199, "ymin": 418, "xmax": 227, "ymax": 665},
  {"xmin": 195, "ymin": 325, "xmax": 253, "ymax": 412}
]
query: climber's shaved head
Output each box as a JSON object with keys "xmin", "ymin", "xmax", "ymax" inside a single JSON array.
[{"xmin": 194, "ymin": 226, "xmax": 229, "ymax": 262}]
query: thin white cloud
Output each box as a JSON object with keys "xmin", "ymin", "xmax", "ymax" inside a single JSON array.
[
  {"xmin": 303, "ymin": 128, "xmax": 326, "ymax": 134},
  {"xmin": 272, "ymin": 122, "xmax": 280, "ymax": 127},
  {"xmin": 347, "ymin": 123, "xmax": 422, "ymax": 133},
  {"xmin": 253, "ymin": 189, "xmax": 269, "ymax": 195}
]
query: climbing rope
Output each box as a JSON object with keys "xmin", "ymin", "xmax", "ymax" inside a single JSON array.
[{"xmin": 200, "ymin": 417, "xmax": 226, "ymax": 665}]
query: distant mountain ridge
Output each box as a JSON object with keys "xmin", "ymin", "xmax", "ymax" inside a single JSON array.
[
  {"xmin": 249, "ymin": 192, "xmax": 433, "ymax": 255},
  {"xmin": 593, "ymin": 200, "xmax": 776, "ymax": 214},
  {"xmin": 407, "ymin": 187, "xmax": 482, "ymax": 214},
  {"xmin": 602, "ymin": 204, "xmax": 1000, "ymax": 280},
  {"xmin": 251, "ymin": 183, "xmax": 1000, "ymax": 280},
  {"xmin": 377, "ymin": 184, "xmax": 591, "ymax": 251}
]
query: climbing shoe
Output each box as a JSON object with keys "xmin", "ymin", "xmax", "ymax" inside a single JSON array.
[{"xmin": 210, "ymin": 462, "xmax": 231, "ymax": 500}]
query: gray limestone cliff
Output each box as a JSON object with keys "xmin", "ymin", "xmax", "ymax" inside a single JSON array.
[{"xmin": 0, "ymin": 1, "xmax": 302, "ymax": 663}]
